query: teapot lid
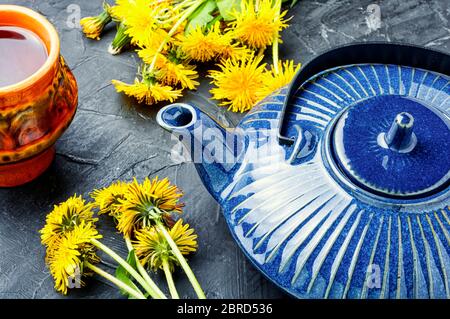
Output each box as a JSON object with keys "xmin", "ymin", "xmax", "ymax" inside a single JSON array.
[{"xmin": 329, "ymin": 95, "xmax": 450, "ymax": 198}]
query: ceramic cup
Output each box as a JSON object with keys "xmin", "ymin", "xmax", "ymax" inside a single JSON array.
[{"xmin": 0, "ymin": 5, "xmax": 77, "ymax": 187}]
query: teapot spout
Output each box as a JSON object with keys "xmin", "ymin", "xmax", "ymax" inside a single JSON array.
[{"xmin": 156, "ymin": 103, "xmax": 242, "ymax": 202}]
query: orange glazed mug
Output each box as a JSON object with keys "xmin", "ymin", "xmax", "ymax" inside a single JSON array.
[{"xmin": 0, "ymin": 5, "xmax": 77, "ymax": 187}]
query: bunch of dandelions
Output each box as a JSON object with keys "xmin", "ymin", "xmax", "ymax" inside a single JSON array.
[
  {"xmin": 40, "ymin": 195, "xmax": 150, "ymax": 298},
  {"xmin": 40, "ymin": 177, "xmax": 203, "ymax": 299},
  {"xmin": 91, "ymin": 177, "xmax": 205, "ymax": 299},
  {"xmin": 80, "ymin": 0, "xmax": 300, "ymax": 112}
]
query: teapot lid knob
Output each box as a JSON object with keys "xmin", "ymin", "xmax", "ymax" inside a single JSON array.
[{"xmin": 379, "ymin": 112, "xmax": 417, "ymax": 153}]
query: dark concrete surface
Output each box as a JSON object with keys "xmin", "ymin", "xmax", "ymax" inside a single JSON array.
[{"xmin": 0, "ymin": 0, "xmax": 449, "ymax": 299}]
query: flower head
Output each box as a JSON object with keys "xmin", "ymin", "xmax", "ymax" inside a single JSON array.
[
  {"xmin": 139, "ymin": 47, "xmax": 200, "ymax": 90},
  {"xmin": 112, "ymin": 66, "xmax": 182, "ymax": 105},
  {"xmin": 47, "ymin": 222, "xmax": 102, "ymax": 294},
  {"xmin": 209, "ymin": 54, "xmax": 266, "ymax": 112},
  {"xmin": 138, "ymin": 47, "xmax": 166, "ymax": 66},
  {"xmin": 109, "ymin": 0, "xmax": 133, "ymax": 21},
  {"xmin": 219, "ymin": 40, "xmax": 252, "ymax": 61},
  {"xmin": 133, "ymin": 28, "xmax": 170, "ymax": 51},
  {"xmin": 90, "ymin": 181, "xmax": 130, "ymax": 217},
  {"xmin": 115, "ymin": 0, "xmax": 168, "ymax": 47},
  {"xmin": 157, "ymin": 60, "xmax": 199, "ymax": 90},
  {"xmin": 133, "ymin": 219, "xmax": 197, "ymax": 272},
  {"xmin": 257, "ymin": 60, "xmax": 301, "ymax": 100},
  {"xmin": 116, "ymin": 177, "xmax": 184, "ymax": 237},
  {"xmin": 230, "ymin": 0, "xmax": 289, "ymax": 49},
  {"xmin": 80, "ymin": 3, "xmax": 112, "ymax": 40},
  {"xmin": 40, "ymin": 195, "xmax": 97, "ymax": 250},
  {"xmin": 112, "ymin": 78, "xmax": 182, "ymax": 105},
  {"xmin": 179, "ymin": 23, "xmax": 227, "ymax": 62}
]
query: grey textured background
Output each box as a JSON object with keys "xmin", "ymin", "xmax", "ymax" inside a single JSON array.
[{"xmin": 0, "ymin": 0, "xmax": 449, "ymax": 299}]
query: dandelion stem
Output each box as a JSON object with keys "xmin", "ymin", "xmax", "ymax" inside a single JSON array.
[
  {"xmin": 256, "ymin": 47, "xmax": 265, "ymax": 60},
  {"xmin": 85, "ymin": 262, "xmax": 146, "ymax": 299},
  {"xmin": 272, "ymin": 39, "xmax": 279, "ymax": 74},
  {"xmin": 148, "ymin": 0, "xmax": 205, "ymax": 72},
  {"xmin": 272, "ymin": 0, "xmax": 282, "ymax": 74},
  {"xmin": 162, "ymin": 258, "xmax": 180, "ymax": 299},
  {"xmin": 172, "ymin": 0, "xmax": 198, "ymax": 12},
  {"xmin": 90, "ymin": 238, "xmax": 162, "ymax": 299},
  {"xmin": 124, "ymin": 237, "xmax": 167, "ymax": 299},
  {"xmin": 160, "ymin": 0, "xmax": 198, "ymax": 23},
  {"xmin": 155, "ymin": 221, "xmax": 206, "ymax": 299}
]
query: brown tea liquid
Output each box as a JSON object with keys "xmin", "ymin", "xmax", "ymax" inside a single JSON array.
[{"xmin": 0, "ymin": 26, "xmax": 48, "ymax": 88}]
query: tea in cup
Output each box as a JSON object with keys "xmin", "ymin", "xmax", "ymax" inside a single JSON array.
[{"xmin": 0, "ymin": 5, "xmax": 78, "ymax": 187}]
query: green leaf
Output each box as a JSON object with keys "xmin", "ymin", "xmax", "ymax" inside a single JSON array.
[
  {"xmin": 186, "ymin": 0, "xmax": 218, "ymax": 33},
  {"xmin": 216, "ymin": 0, "xmax": 241, "ymax": 21},
  {"xmin": 114, "ymin": 249, "xmax": 141, "ymax": 298}
]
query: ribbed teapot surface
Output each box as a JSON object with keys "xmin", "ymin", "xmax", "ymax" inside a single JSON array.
[{"xmin": 221, "ymin": 63, "xmax": 450, "ymax": 299}]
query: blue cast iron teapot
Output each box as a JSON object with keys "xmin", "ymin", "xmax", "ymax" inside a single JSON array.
[{"xmin": 157, "ymin": 43, "xmax": 450, "ymax": 299}]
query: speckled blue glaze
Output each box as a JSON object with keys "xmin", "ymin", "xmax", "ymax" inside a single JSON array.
[
  {"xmin": 332, "ymin": 95, "xmax": 450, "ymax": 198},
  {"xmin": 157, "ymin": 64, "xmax": 450, "ymax": 299}
]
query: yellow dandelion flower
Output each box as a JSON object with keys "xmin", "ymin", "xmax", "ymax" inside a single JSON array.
[
  {"xmin": 47, "ymin": 222, "xmax": 101, "ymax": 294},
  {"xmin": 209, "ymin": 54, "xmax": 266, "ymax": 113},
  {"xmin": 116, "ymin": 0, "xmax": 168, "ymax": 47},
  {"xmin": 80, "ymin": 3, "xmax": 112, "ymax": 40},
  {"xmin": 112, "ymin": 79, "xmax": 182, "ymax": 105},
  {"xmin": 112, "ymin": 66, "xmax": 182, "ymax": 105},
  {"xmin": 111, "ymin": 0, "xmax": 171, "ymax": 47},
  {"xmin": 109, "ymin": 0, "xmax": 133, "ymax": 21},
  {"xmin": 111, "ymin": 0, "xmax": 172, "ymax": 22},
  {"xmin": 220, "ymin": 42, "xmax": 252, "ymax": 61},
  {"xmin": 169, "ymin": 219, "xmax": 198, "ymax": 256},
  {"xmin": 116, "ymin": 177, "xmax": 184, "ymax": 237},
  {"xmin": 179, "ymin": 23, "xmax": 227, "ymax": 62},
  {"xmin": 138, "ymin": 47, "xmax": 166, "ymax": 66},
  {"xmin": 138, "ymin": 48, "xmax": 199, "ymax": 90},
  {"xmin": 257, "ymin": 60, "xmax": 301, "ymax": 100},
  {"xmin": 157, "ymin": 61, "xmax": 199, "ymax": 90},
  {"xmin": 48, "ymin": 238, "xmax": 82, "ymax": 294},
  {"xmin": 230, "ymin": 0, "xmax": 289, "ymax": 49},
  {"xmin": 40, "ymin": 195, "xmax": 97, "ymax": 250},
  {"xmin": 90, "ymin": 181, "xmax": 130, "ymax": 217},
  {"xmin": 138, "ymin": 28, "xmax": 170, "ymax": 51},
  {"xmin": 133, "ymin": 219, "xmax": 197, "ymax": 272},
  {"xmin": 209, "ymin": 29, "xmax": 252, "ymax": 61}
]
